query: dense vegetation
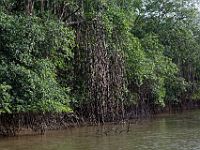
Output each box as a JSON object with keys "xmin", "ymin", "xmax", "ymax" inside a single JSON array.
[{"xmin": 0, "ymin": 0, "xmax": 200, "ymax": 123}]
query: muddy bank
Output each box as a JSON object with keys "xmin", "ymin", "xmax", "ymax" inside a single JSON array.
[
  {"xmin": 0, "ymin": 113, "xmax": 83, "ymax": 136},
  {"xmin": 1, "ymin": 101, "xmax": 200, "ymax": 137}
]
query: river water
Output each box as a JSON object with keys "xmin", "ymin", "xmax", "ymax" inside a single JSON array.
[{"xmin": 1, "ymin": 110, "xmax": 200, "ymax": 150}]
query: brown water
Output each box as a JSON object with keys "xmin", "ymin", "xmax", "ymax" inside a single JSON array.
[{"xmin": 1, "ymin": 110, "xmax": 200, "ymax": 150}]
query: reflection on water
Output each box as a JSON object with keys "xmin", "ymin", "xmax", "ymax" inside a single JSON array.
[{"xmin": 1, "ymin": 110, "xmax": 200, "ymax": 150}]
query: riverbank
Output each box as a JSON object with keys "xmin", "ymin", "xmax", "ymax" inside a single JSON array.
[
  {"xmin": 0, "ymin": 113, "xmax": 82, "ymax": 136},
  {"xmin": 1, "ymin": 102, "xmax": 200, "ymax": 137},
  {"xmin": 1, "ymin": 109, "xmax": 200, "ymax": 150}
]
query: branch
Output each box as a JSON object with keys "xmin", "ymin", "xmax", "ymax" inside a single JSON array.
[
  {"xmin": 64, "ymin": 6, "xmax": 81, "ymax": 21},
  {"xmin": 65, "ymin": 20, "xmax": 85, "ymax": 26}
]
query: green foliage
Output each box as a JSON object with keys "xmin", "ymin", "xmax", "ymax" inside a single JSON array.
[
  {"xmin": 0, "ymin": 83, "xmax": 12, "ymax": 114},
  {"xmin": 131, "ymin": 0, "xmax": 200, "ymax": 106},
  {"xmin": 0, "ymin": 0, "xmax": 200, "ymax": 116},
  {"xmin": 0, "ymin": 7, "xmax": 74, "ymax": 113}
]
